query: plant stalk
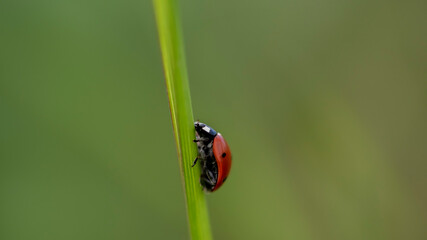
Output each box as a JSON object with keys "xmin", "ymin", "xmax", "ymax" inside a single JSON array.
[{"xmin": 153, "ymin": 0, "xmax": 213, "ymax": 239}]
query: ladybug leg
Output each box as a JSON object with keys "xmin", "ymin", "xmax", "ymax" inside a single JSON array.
[
  {"xmin": 191, "ymin": 157, "xmax": 199, "ymax": 167},
  {"xmin": 200, "ymin": 177, "xmax": 208, "ymax": 190},
  {"xmin": 193, "ymin": 136, "xmax": 202, "ymax": 142},
  {"xmin": 202, "ymin": 158, "xmax": 208, "ymax": 169},
  {"xmin": 201, "ymin": 176, "xmax": 216, "ymax": 187},
  {"xmin": 193, "ymin": 137, "xmax": 209, "ymax": 142},
  {"xmin": 206, "ymin": 169, "xmax": 216, "ymax": 183}
]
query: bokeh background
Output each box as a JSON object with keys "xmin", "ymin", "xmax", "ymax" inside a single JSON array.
[{"xmin": 1, "ymin": 0, "xmax": 426, "ymax": 239}]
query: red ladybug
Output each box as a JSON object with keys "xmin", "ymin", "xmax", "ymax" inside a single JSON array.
[{"xmin": 192, "ymin": 121, "xmax": 232, "ymax": 192}]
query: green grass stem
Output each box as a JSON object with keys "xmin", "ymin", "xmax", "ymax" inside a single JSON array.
[{"xmin": 153, "ymin": 0, "xmax": 213, "ymax": 239}]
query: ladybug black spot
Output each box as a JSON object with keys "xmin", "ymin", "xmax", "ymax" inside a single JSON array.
[
  {"xmin": 223, "ymin": 177, "xmax": 227, "ymax": 183},
  {"xmin": 222, "ymin": 153, "xmax": 226, "ymax": 158}
]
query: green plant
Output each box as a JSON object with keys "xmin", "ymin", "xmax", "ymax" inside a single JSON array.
[{"xmin": 153, "ymin": 0, "xmax": 213, "ymax": 239}]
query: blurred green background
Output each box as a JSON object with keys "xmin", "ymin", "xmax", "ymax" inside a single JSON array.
[{"xmin": 1, "ymin": 0, "xmax": 426, "ymax": 239}]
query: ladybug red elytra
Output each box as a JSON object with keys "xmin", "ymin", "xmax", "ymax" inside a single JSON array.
[{"xmin": 192, "ymin": 121, "xmax": 232, "ymax": 192}]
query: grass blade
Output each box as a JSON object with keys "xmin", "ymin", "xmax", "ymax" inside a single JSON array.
[{"xmin": 153, "ymin": 0, "xmax": 213, "ymax": 239}]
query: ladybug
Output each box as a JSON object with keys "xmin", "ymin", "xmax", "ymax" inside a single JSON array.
[{"xmin": 192, "ymin": 121, "xmax": 232, "ymax": 192}]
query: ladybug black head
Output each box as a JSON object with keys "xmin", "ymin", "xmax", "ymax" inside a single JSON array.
[
  {"xmin": 194, "ymin": 121, "xmax": 205, "ymax": 131},
  {"xmin": 194, "ymin": 121, "xmax": 217, "ymax": 139}
]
